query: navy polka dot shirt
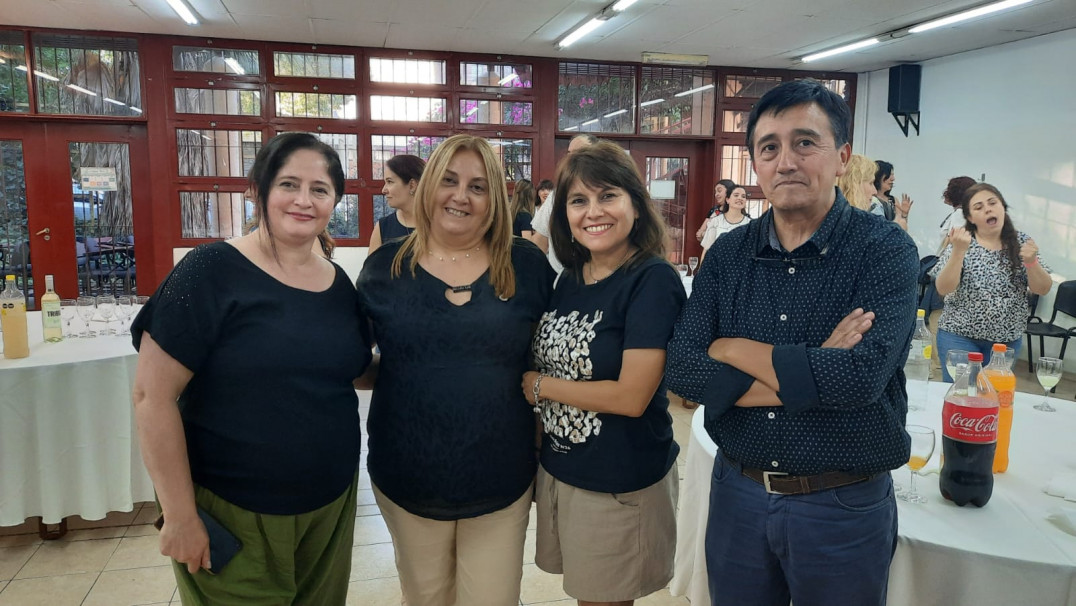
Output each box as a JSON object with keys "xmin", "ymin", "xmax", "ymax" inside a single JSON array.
[{"xmin": 666, "ymin": 192, "xmax": 918, "ymax": 475}]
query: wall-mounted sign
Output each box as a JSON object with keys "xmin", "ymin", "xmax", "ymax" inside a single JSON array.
[
  {"xmin": 80, "ymin": 167, "xmax": 118, "ymax": 191},
  {"xmin": 649, "ymin": 179, "xmax": 675, "ymax": 199}
]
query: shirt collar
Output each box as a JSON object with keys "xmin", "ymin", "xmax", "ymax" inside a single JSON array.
[{"xmin": 759, "ymin": 188, "xmax": 850, "ymax": 257}]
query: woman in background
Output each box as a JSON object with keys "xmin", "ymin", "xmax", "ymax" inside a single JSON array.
[
  {"xmin": 368, "ymin": 154, "xmax": 425, "ymax": 254},
  {"xmin": 930, "ymin": 183, "xmax": 1053, "ymax": 380},
  {"xmin": 699, "ymin": 185, "xmax": 752, "ymax": 264},
  {"xmin": 837, "ymin": 154, "xmax": 878, "ymax": 211},
  {"xmin": 536, "ymin": 179, "xmax": 555, "ymax": 208},
  {"xmin": 524, "ymin": 141, "xmax": 684, "ymax": 605},
  {"xmin": 872, "ymin": 160, "xmax": 913, "ymax": 230},
  {"xmin": 937, "ymin": 176, "xmax": 977, "ymax": 250},
  {"xmin": 697, "ymin": 179, "xmax": 736, "ymax": 251},
  {"xmin": 511, "ymin": 178, "xmax": 537, "ymax": 238},
  {"xmin": 357, "ymin": 135, "xmax": 553, "ymax": 605}
]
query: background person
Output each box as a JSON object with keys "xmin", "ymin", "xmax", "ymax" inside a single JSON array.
[
  {"xmin": 536, "ymin": 178, "xmax": 555, "ymax": 208},
  {"xmin": 699, "ymin": 185, "xmax": 752, "ymax": 264},
  {"xmin": 523, "ymin": 141, "xmax": 684, "ymax": 606},
  {"xmin": 531, "ymin": 134, "xmax": 599, "ymax": 272},
  {"xmin": 368, "ymin": 154, "xmax": 425, "ymax": 254},
  {"xmin": 131, "ymin": 132, "xmax": 372, "ymax": 605},
  {"xmin": 872, "ymin": 160, "xmax": 913, "ymax": 231},
  {"xmin": 511, "ymin": 178, "xmax": 537, "ymax": 238},
  {"xmin": 697, "ymin": 178, "xmax": 737, "ymax": 250},
  {"xmin": 836, "ymin": 154, "xmax": 878, "ymax": 212},
  {"xmin": 356, "ymin": 134, "xmax": 553, "ymax": 605},
  {"xmin": 930, "ymin": 182, "xmax": 1053, "ymax": 381}
]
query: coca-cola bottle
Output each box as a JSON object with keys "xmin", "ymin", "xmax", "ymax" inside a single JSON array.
[{"xmin": 939, "ymin": 351, "xmax": 1000, "ymax": 507}]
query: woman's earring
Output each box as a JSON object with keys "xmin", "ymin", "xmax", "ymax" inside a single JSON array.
[{"xmin": 571, "ymin": 234, "xmax": 575, "ymax": 243}]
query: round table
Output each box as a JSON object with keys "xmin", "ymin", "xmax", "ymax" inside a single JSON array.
[
  {"xmin": 0, "ymin": 312, "xmax": 153, "ymax": 529},
  {"xmin": 671, "ymin": 381, "xmax": 1076, "ymax": 606}
]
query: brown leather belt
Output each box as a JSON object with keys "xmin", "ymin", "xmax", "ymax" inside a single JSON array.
[{"xmin": 739, "ymin": 465, "xmax": 874, "ymax": 495}]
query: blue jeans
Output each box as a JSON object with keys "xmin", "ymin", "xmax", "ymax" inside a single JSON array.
[
  {"xmin": 935, "ymin": 329, "xmax": 1022, "ymax": 382},
  {"xmin": 705, "ymin": 455, "xmax": 897, "ymax": 606}
]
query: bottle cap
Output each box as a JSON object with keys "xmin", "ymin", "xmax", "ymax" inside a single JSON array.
[
  {"xmin": 968, "ymin": 352, "xmax": 984, "ymax": 362},
  {"xmin": 916, "ymin": 309, "xmax": 925, "ymax": 317},
  {"xmin": 992, "ymin": 343, "xmax": 1007, "ymax": 352}
]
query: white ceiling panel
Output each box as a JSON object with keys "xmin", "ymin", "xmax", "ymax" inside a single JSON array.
[
  {"xmin": 384, "ymin": 23, "xmax": 462, "ymax": 51},
  {"xmin": 307, "ymin": 0, "xmax": 395, "ymax": 22},
  {"xmin": 310, "ymin": 19, "xmax": 390, "ymax": 48},
  {"xmin": 389, "ymin": 0, "xmax": 487, "ymax": 27},
  {"xmin": 220, "ymin": 0, "xmax": 307, "ymax": 17},
  {"xmin": 230, "ymin": 14, "xmax": 315, "ymax": 43}
]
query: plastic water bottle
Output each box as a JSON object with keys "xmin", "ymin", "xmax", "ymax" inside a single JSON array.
[{"xmin": 904, "ymin": 309, "xmax": 932, "ymax": 410}]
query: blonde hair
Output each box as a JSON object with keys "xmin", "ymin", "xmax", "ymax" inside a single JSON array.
[
  {"xmin": 838, "ymin": 154, "xmax": 878, "ymax": 211},
  {"xmin": 391, "ymin": 134, "xmax": 516, "ymax": 299}
]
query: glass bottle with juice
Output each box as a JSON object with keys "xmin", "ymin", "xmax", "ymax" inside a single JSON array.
[
  {"xmin": 1, "ymin": 275, "xmax": 30, "ymax": 359},
  {"xmin": 984, "ymin": 344, "xmax": 1015, "ymax": 473}
]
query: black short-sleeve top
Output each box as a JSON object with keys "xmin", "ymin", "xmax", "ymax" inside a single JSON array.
[
  {"xmin": 132, "ymin": 242, "xmax": 371, "ymax": 515},
  {"xmin": 357, "ymin": 239, "xmax": 554, "ymax": 520},
  {"xmin": 378, "ymin": 212, "xmax": 414, "ymax": 242},
  {"xmin": 532, "ymin": 257, "xmax": 684, "ymax": 493},
  {"xmin": 512, "ymin": 211, "xmax": 535, "ymax": 237}
]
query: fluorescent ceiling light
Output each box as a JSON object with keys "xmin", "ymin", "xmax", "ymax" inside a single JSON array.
[
  {"xmin": 909, "ymin": 0, "xmax": 1033, "ymax": 33},
  {"xmin": 557, "ymin": 17, "xmax": 607, "ymax": 49},
  {"xmin": 165, "ymin": 0, "xmax": 199, "ymax": 25},
  {"xmin": 498, "ymin": 73, "xmax": 519, "ymax": 85},
  {"xmin": 15, "ymin": 65, "xmax": 27, "ymax": 72},
  {"xmin": 611, "ymin": 0, "xmax": 641, "ymax": 11},
  {"xmin": 67, "ymin": 84, "xmax": 97, "ymax": 96},
  {"xmin": 802, "ymin": 38, "xmax": 879, "ymax": 62},
  {"xmin": 0, "ymin": 58, "xmax": 5, "ymax": 64},
  {"xmin": 103, "ymin": 97, "xmax": 126, "ymax": 106},
  {"xmin": 129, "ymin": 106, "xmax": 143, "ymax": 113},
  {"xmin": 604, "ymin": 109, "xmax": 628, "ymax": 118},
  {"xmin": 33, "ymin": 70, "xmax": 60, "ymax": 81},
  {"xmin": 224, "ymin": 58, "xmax": 245, "ymax": 75},
  {"xmin": 673, "ymin": 83, "xmax": 714, "ymax": 97},
  {"xmin": 466, "ymin": 106, "xmax": 480, "ymax": 117},
  {"xmin": 564, "ymin": 126, "xmax": 579, "ymax": 131},
  {"xmin": 640, "ymin": 98, "xmax": 665, "ymax": 107},
  {"xmin": 582, "ymin": 118, "xmax": 600, "ymax": 126}
]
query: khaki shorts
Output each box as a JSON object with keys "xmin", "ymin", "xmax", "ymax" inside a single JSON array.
[{"xmin": 535, "ymin": 464, "xmax": 678, "ymax": 602}]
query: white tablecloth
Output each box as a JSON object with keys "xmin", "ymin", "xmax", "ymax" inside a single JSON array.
[
  {"xmin": 0, "ymin": 312, "xmax": 153, "ymax": 525},
  {"xmin": 671, "ymin": 381, "xmax": 1076, "ymax": 606}
]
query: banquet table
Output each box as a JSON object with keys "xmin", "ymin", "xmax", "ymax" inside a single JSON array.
[
  {"xmin": 670, "ymin": 380, "xmax": 1076, "ymax": 606},
  {"xmin": 0, "ymin": 312, "xmax": 153, "ymax": 531}
]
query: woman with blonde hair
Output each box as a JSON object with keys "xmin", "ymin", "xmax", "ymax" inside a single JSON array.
[
  {"xmin": 356, "ymin": 134, "xmax": 553, "ymax": 605},
  {"xmin": 837, "ymin": 154, "xmax": 878, "ymax": 211}
]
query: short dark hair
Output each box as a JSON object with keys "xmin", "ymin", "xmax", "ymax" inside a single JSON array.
[
  {"xmin": 537, "ymin": 179, "xmax": 554, "ymax": 193},
  {"xmin": 386, "ymin": 154, "xmax": 425, "ymax": 185},
  {"xmin": 745, "ymin": 78, "xmax": 851, "ymax": 160},
  {"xmin": 943, "ymin": 176, "xmax": 976, "ymax": 206},
  {"xmin": 550, "ymin": 141, "xmax": 667, "ymax": 275},
  {"xmin": 873, "ymin": 160, "xmax": 894, "ymax": 192}
]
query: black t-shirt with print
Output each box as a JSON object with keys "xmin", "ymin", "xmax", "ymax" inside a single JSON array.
[{"xmin": 532, "ymin": 256, "xmax": 684, "ymax": 494}]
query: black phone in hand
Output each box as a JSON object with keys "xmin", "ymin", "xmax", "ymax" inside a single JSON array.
[{"xmin": 154, "ymin": 507, "xmax": 242, "ymax": 574}]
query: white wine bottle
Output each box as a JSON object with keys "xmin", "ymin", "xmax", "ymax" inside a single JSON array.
[{"xmin": 41, "ymin": 274, "xmax": 63, "ymax": 343}]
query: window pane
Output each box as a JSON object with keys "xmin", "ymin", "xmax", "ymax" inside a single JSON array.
[
  {"xmin": 177, "ymin": 129, "xmax": 261, "ymax": 177},
  {"xmin": 644, "ymin": 156, "xmax": 688, "ymax": 264},
  {"xmin": 370, "ymin": 134, "xmax": 446, "ymax": 179},
  {"xmin": 327, "ymin": 194, "xmax": 359, "ymax": 238},
  {"xmin": 308, "ymin": 133, "xmax": 359, "ymax": 179},
  {"xmin": 802, "ymin": 77, "xmax": 849, "ymax": 100},
  {"xmin": 639, "ymin": 67, "xmax": 714, "ymax": 136},
  {"xmin": 370, "ymin": 95, "xmax": 446, "ymax": 122},
  {"xmin": 724, "ymin": 75, "xmax": 782, "ymax": 98},
  {"xmin": 275, "ymin": 91, "xmax": 357, "ymax": 119},
  {"xmin": 0, "ymin": 140, "xmax": 30, "ymax": 303},
  {"xmin": 558, "ymin": 63, "xmax": 635, "ymax": 134},
  {"xmin": 720, "ymin": 145, "xmax": 758, "ymax": 187},
  {"xmin": 721, "ymin": 110, "xmax": 750, "ymax": 133},
  {"xmin": 0, "ymin": 44, "xmax": 31, "ymax": 113},
  {"xmin": 459, "ymin": 62, "xmax": 532, "ymax": 88},
  {"xmin": 369, "ymin": 57, "xmax": 445, "ymax": 84},
  {"xmin": 373, "ymin": 194, "xmax": 391, "ymax": 223},
  {"xmin": 175, "ymin": 88, "xmax": 260, "ymax": 116},
  {"xmin": 180, "ymin": 191, "xmax": 251, "ymax": 238},
  {"xmin": 459, "ymin": 99, "xmax": 532, "ymax": 126},
  {"xmin": 173, "ymin": 46, "xmax": 259, "ymax": 75},
  {"xmin": 274, "ymin": 51, "xmax": 355, "ymax": 79},
  {"xmin": 32, "ymin": 35, "xmax": 142, "ymax": 116},
  {"xmin": 488, "ymin": 138, "xmax": 532, "ymax": 181}
]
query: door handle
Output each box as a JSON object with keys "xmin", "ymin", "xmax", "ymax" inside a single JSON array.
[{"xmin": 35, "ymin": 228, "xmax": 50, "ymax": 241}]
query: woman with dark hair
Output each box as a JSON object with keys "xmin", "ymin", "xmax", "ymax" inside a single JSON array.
[
  {"xmin": 871, "ymin": 160, "xmax": 913, "ymax": 230},
  {"xmin": 697, "ymin": 178, "xmax": 736, "ymax": 250},
  {"xmin": 369, "ymin": 154, "xmax": 425, "ymax": 254},
  {"xmin": 357, "ymin": 135, "xmax": 552, "ymax": 605},
  {"xmin": 937, "ymin": 175, "xmax": 977, "ymax": 249},
  {"xmin": 930, "ymin": 182, "xmax": 1054, "ymax": 381},
  {"xmin": 522, "ymin": 141, "xmax": 684, "ymax": 605},
  {"xmin": 131, "ymin": 132, "xmax": 372, "ymax": 604},
  {"xmin": 536, "ymin": 178, "xmax": 555, "ymax": 207},
  {"xmin": 511, "ymin": 178, "xmax": 537, "ymax": 237}
]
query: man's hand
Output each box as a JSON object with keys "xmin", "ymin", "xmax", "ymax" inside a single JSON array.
[
  {"xmin": 822, "ymin": 308, "xmax": 875, "ymax": 349},
  {"xmin": 949, "ymin": 226, "xmax": 972, "ymax": 254}
]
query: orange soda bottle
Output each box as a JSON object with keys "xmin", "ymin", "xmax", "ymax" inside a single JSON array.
[{"xmin": 984, "ymin": 344, "xmax": 1016, "ymax": 473}]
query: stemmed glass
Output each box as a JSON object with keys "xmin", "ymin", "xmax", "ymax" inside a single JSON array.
[
  {"xmin": 96, "ymin": 295, "xmax": 117, "ymax": 337},
  {"xmin": 676, "ymin": 264, "xmax": 688, "ymax": 279},
  {"xmin": 114, "ymin": 296, "xmax": 134, "ymax": 336},
  {"xmin": 60, "ymin": 299, "xmax": 78, "ymax": 339},
  {"xmin": 945, "ymin": 349, "xmax": 969, "ymax": 383},
  {"xmin": 688, "ymin": 256, "xmax": 700, "ymax": 276},
  {"xmin": 898, "ymin": 425, "xmax": 935, "ymax": 504},
  {"xmin": 1034, "ymin": 357, "xmax": 1063, "ymax": 412},
  {"xmin": 75, "ymin": 296, "xmax": 97, "ymax": 338}
]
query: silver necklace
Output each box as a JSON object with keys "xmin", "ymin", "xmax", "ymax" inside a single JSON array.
[
  {"xmin": 429, "ymin": 245, "xmax": 481, "ymax": 262},
  {"xmin": 586, "ymin": 252, "xmax": 632, "ymax": 284}
]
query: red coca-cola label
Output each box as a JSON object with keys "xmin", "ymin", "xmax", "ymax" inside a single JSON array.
[{"xmin": 942, "ymin": 398, "xmax": 999, "ymax": 443}]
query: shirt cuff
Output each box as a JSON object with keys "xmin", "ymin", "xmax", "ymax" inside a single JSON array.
[
  {"xmin": 702, "ymin": 365, "xmax": 756, "ymax": 418},
  {"xmin": 773, "ymin": 343, "xmax": 820, "ymax": 415}
]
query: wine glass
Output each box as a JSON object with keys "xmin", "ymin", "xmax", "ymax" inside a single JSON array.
[
  {"xmin": 60, "ymin": 299, "xmax": 78, "ymax": 339},
  {"xmin": 1034, "ymin": 356, "xmax": 1062, "ymax": 412},
  {"xmin": 676, "ymin": 264, "xmax": 688, "ymax": 279},
  {"xmin": 75, "ymin": 296, "xmax": 97, "ymax": 338},
  {"xmin": 97, "ymin": 295, "xmax": 116, "ymax": 337},
  {"xmin": 898, "ymin": 425, "xmax": 935, "ymax": 504},
  {"xmin": 114, "ymin": 296, "xmax": 134, "ymax": 336},
  {"xmin": 945, "ymin": 349, "xmax": 969, "ymax": 383},
  {"xmin": 688, "ymin": 256, "xmax": 700, "ymax": 276}
]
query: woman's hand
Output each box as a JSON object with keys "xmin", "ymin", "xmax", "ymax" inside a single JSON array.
[
  {"xmin": 159, "ymin": 513, "xmax": 211, "ymax": 574},
  {"xmin": 1019, "ymin": 238, "xmax": 1039, "ymax": 264},
  {"xmin": 522, "ymin": 371, "xmax": 540, "ymax": 405},
  {"xmin": 895, "ymin": 193, "xmax": 913, "ymax": 218},
  {"xmin": 949, "ymin": 226, "xmax": 972, "ymax": 253}
]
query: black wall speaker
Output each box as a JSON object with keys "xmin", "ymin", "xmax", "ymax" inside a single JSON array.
[{"xmin": 888, "ymin": 64, "xmax": 921, "ymax": 114}]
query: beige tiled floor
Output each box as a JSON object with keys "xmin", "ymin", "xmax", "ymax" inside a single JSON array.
[{"xmin": 4, "ymin": 376, "xmax": 1072, "ymax": 606}]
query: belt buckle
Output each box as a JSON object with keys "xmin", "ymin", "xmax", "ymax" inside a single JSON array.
[{"xmin": 762, "ymin": 471, "xmax": 788, "ymax": 494}]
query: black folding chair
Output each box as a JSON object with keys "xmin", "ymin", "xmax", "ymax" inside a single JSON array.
[{"xmin": 1025, "ymin": 280, "xmax": 1076, "ymax": 376}]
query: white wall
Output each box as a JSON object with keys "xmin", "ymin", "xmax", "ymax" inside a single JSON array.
[{"xmin": 853, "ymin": 28, "xmax": 1076, "ymax": 365}]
